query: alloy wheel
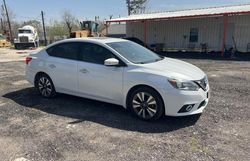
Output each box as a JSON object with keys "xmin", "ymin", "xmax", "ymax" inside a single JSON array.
[
  {"xmin": 38, "ymin": 77, "xmax": 53, "ymax": 97},
  {"xmin": 132, "ymin": 92, "xmax": 157, "ymax": 119}
]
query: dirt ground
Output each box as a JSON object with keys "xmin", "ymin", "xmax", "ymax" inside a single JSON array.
[
  {"xmin": 0, "ymin": 48, "xmax": 249, "ymax": 161},
  {"xmin": 0, "ymin": 48, "xmax": 41, "ymax": 63}
]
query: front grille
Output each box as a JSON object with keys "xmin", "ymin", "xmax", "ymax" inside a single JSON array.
[
  {"xmin": 195, "ymin": 77, "xmax": 208, "ymax": 91},
  {"xmin": 19, "ymin": 36, "xmax": 29, "ymax": 43}
]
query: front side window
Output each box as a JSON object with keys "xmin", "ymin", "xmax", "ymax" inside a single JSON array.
[
  {"xmin": 189, "ymin": 28, "xmax": 199, "ymax": 43},
  {"xmin": 46, "ymin": 42, "xmax": 79, "ymax": 60},
  {"xmin": 79, "ymin": 42, "xmax": 115, "ymax": 65},
  {"xmin": 107, "ymin": 41, "xmax": 162, "ymax": 64}
]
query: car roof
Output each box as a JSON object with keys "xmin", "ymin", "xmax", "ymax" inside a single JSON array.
[{"xmin": 54, "ymin": 37, "xmax": 128, "ymax": 44}]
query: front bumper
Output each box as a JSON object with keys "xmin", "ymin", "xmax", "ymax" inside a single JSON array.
[{"xmin": 163, "ymin": 86, "xmax": 210, "ymax": 116}]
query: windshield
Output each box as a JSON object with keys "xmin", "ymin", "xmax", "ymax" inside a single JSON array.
[
  {"xmin": 19, "ymin": 30, "xmax": 32, "ymax": 34},
  {"xmin": 107, "ymin": 41, "xmax": 162, "ymax": 64}
]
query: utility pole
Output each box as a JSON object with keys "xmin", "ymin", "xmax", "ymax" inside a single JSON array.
[
  {"xmin": 3, "ymin": 0, "xmax": 13, "ymax": 42},
  {"xmin": 41, "ymin": 11, "xmax": 47, "ymax": 46},
  {"xmin": 0, "ymin": 18, "xmax": 4, "ymax": 31}
]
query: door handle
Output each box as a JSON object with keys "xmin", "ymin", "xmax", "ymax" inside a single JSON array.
[
  {"xmin": 49, "ymin": 64, "xmax": 56, "ymax": 69},
  {"xmin": 79, "ymin": 68, "xmax": 89, "ymax": 74}
]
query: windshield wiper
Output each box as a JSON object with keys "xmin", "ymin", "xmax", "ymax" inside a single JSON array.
[
  {"xmin": 154, "ymin": 57, "xmax": 164, "ymax": 62},
  {"xmin": 136, "ymin": 62, "xmax": 145, "ymax": 64},
  {"xmin": 135, "ymin": 57, "xmax": 164, "ymax": 64}
]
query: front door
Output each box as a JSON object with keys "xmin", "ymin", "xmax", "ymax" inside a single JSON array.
[{"xmin": 77, "ymin": 42, "xmax": 124, "ymax": 104}]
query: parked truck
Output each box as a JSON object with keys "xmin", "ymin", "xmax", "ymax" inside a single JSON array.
[{"xmin": 14, "ymin": 25, "xmax": 39, "ymax": 49}]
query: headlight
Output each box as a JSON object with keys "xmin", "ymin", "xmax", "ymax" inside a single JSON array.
[{"xmin": 168, "ymin": 78, "xmax": 199, "ymax": 91}]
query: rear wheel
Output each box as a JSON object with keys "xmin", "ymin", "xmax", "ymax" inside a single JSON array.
[
  {"xmin": 128, "ymin": 87, "xmax": 164, "ymax": 121},
  {"xmin": 35, "ymin": 74, "xmax": 56, "ymax": 98}
]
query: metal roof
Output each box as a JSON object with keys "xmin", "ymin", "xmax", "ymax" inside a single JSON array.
[{"xmin": 107, "ymin": 4, "xmax": 250, "ymax": 22}]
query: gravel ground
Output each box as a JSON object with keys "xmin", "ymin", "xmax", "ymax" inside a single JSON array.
[{"xmin": 0, "ymin": 49, "xmax": 249, "ymax": 161}]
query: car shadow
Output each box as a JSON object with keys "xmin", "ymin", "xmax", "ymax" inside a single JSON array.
[{"xmin": 3, "ymin": 87, "xmax": 201, "ymax": 133}]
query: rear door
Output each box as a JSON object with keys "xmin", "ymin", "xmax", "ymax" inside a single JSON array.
[
  {"xmin": 77, "ymin": 42, "xmax": 124, "ymax": 104},
  {"xmin": 46, "ymin": 42, "xmax": 79, "ymax": 94}
]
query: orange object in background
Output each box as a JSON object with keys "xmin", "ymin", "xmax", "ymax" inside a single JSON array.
[
  {"xmin": 70, "ymin": 30, "xmax": 91, "ymax": 38},
  {"xmin": 0, "ymin": 34, "xmax": 11, "ymax": 47},
  {"xmin": 70, "ymin": 21, "xmax": 99, "ymax": 38}
]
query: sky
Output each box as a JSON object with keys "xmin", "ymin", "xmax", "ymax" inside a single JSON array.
[{"xmin": 6, "ymin": 0, "xmax": 250, "ymax": 23}]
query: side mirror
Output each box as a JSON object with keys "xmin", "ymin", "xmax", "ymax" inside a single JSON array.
[{"xmin": 104, "ymin": 58, "xmax": 119, "ymax": 66}]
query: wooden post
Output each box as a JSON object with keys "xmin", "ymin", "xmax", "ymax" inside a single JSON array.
[
  {"xmin": 3, "ymin": 0, "xmax": 13, "ymax": 43},
  {"xmin": 0, "ymin": 18, "xmax": 4, "ymax": 31},
  {"xmin": 41, "ymin": 11, "xmax": 47, "ymax": 46},
  {"xmin": 221, "ymin": 14, "xmax": 228, "ymax": 57}
]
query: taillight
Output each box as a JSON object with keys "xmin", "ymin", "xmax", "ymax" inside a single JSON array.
[{"xmin": 26, "ymin": 57, "xmax": 32, "ymax": 65}]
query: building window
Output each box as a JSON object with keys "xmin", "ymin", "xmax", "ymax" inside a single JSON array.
[{"xmin": 189, "ymin": 28, "xmax": 199, "ymax": 43}]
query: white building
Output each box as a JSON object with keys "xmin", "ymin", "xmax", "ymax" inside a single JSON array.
[{"xmin": 107, "ymin": 4, "xmax": 250, "ymax": 55}]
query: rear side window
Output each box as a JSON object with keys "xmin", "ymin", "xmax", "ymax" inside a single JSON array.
[
  {"xmin": 46, "ymin": 42, "xmax": 79, "ymax": 60},
  {"xmin": 79, "ymin": 42, "xmax": 116, "ymax": 65}
]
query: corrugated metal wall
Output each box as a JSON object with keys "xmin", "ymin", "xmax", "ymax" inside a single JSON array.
[
  {"xmin": 230, "ymin": 14, "xmax": 250, "ymax": 52},
  {"xmin": 126, "ymin": 14, "xmax": 250, "ymax": 52}
]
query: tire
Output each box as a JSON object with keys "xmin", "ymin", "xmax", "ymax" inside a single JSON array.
[
  {"xmin": 14, "ymin": 44, "xmax": 19, "ymax": 49},
  {"xmin": 128, "ymin": 87, "xmax": 164, "ymax": 121},
  {"xmin": 35, "ymin": 74, "xmax": 56, "ymax": 98}
]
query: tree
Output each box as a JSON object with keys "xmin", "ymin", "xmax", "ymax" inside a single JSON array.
[
  {"xmin": 47, "ymin": 19, "xmax": 68, "ymax": 42},
  {"xmin": 126, "ymin": 0, "xmax": 147, "ymax": 15},
  {"xmin": 61, "ymin": 10, "xmax": 79, "ymax": 36},
  {"xmin": 0, "ymin": 3, "xmax": 15, "ymax": 40}
]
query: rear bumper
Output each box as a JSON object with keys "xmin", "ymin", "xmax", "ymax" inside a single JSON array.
[
  {"xmin": 25, "ymin": 66, "xmax": 36, "ymax": 85},
  {"xmin": 163, "ymin": 87, "xmax": 210, "ymax": 116}
]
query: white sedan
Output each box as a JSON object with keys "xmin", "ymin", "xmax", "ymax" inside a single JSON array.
[{"xmin": 26, "ymin": 38, "xmax": 209, "ymax": 120}]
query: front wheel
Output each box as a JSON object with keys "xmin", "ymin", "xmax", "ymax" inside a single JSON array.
[
  {"xmin": 35, "ymin": 74, "xmax": 56, "ymax": 98},
  {"xmin": 128, "ymin": 87, "xmax": 164, "ymax": 121}
]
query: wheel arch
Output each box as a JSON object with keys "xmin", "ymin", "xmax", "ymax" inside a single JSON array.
[
  {"xmin": 34, "ymin": 71, "xmax": 52, "ymax": 85},
  {"xmin": 125, "ymin": 84, "xmax": 165, "ymax": 111}
]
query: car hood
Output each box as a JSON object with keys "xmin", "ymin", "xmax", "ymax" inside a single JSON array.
[{"xmin": 138, "ymin": 57, "xmax": 205, "ymax": 80}]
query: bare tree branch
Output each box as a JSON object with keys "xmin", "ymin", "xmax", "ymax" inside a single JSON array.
[
  {"xmin": 61, "ymin": 10, "xmax": 79, "ymax": 37},
  {"xmin": 126, "ymin": 0, "xmax": 147, "ymax": 15}
]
